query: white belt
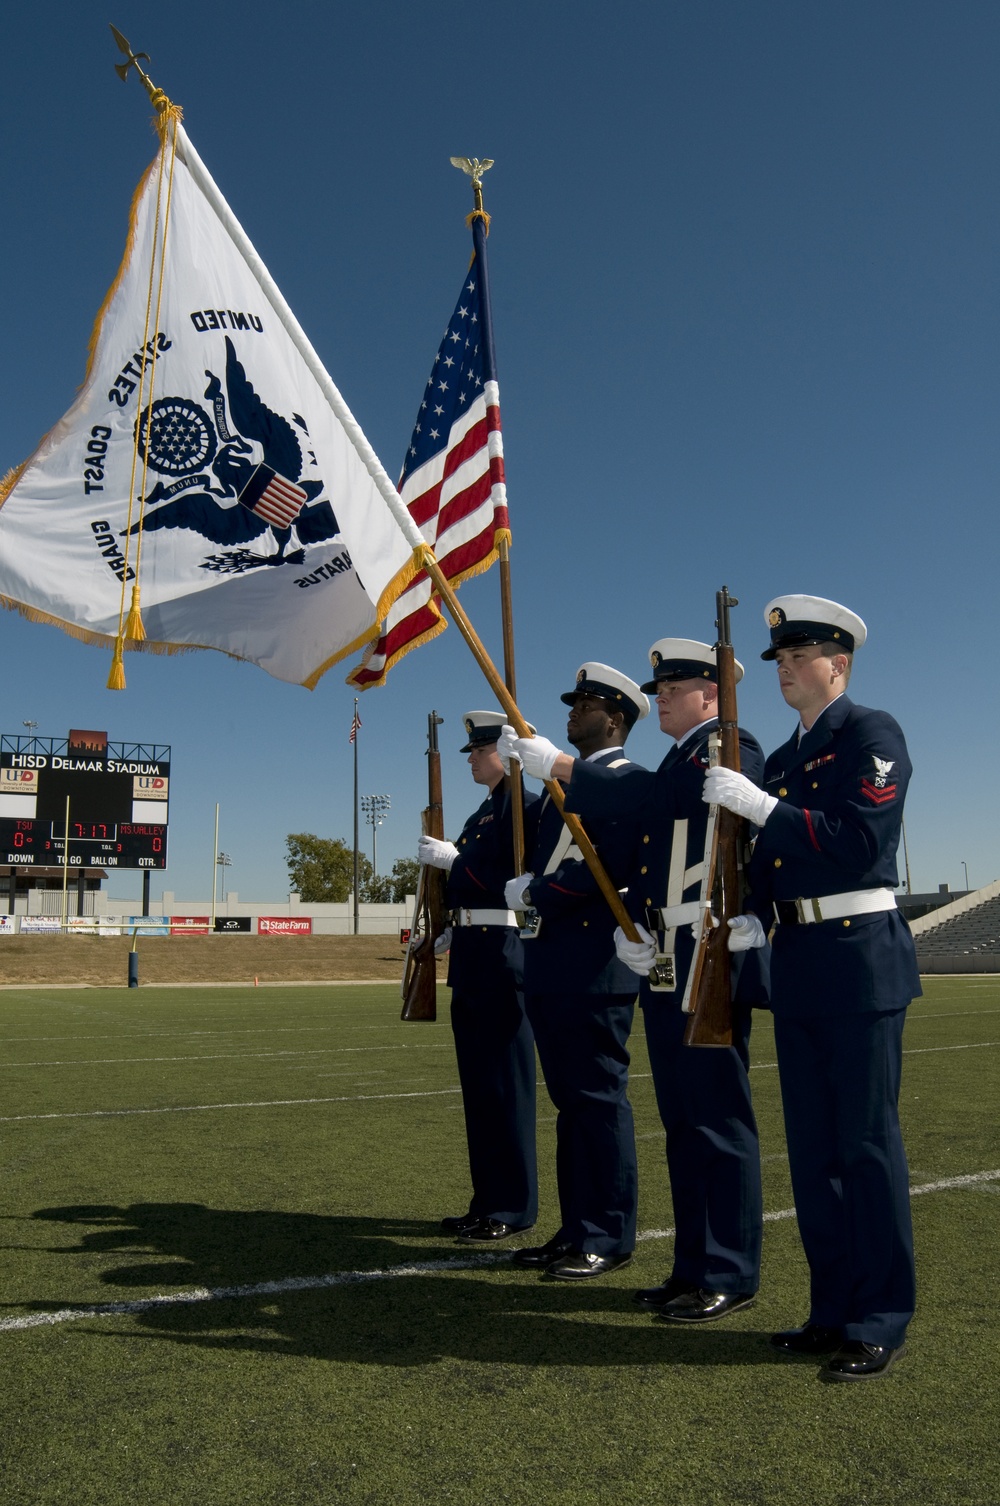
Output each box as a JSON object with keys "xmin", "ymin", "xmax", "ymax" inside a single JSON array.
[
  {"xmin": 650, "ymin": 901, "xmax": 703, "ymax": 929},
  {"xmin": 776, "ymin": 887, "xmax": 897, "ymax": 925},
  {"xmin": 450, "ymin": 907, "xmax": 518, "ymax": 928}
]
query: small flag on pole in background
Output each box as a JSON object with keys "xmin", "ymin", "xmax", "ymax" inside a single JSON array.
[
  {"xmin": 349, "ymin": 709, "xmax": 362, "ymax": 744},
  {"xmin": 348, "ymin": 213, "xmax": 509, "ymax": 689}
]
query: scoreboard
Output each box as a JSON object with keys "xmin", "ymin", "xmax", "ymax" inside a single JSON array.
[{"xmin": 0, "ymin": 731, "xmax": 169, "ymax": 871}]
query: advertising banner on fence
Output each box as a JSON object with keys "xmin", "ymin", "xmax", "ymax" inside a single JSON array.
[
  {"xmin": 20, "ymin": 917, "xmax": 61, "ymax": 933},
  {"xmin": 214, "ymin": 917, "xmax": 252, "ymax": 933},
  {"xmin": 124, "ymin": 916, "xmax": 171, "ymax": 937},
  {"xmin": 171, "ymin": 916, "xmax": 210, "ymax": 936},
  {"xmin": 0, "ymin": 915, "xmax": 15, "ymax": 934},
  {"xmin": 258, "ymin": 917, "xmax": 312, "ymax": 936}
]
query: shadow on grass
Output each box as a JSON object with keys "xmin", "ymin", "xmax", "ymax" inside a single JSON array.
[{"xmin": 9, "ymin": 1201, "xmax": 782, "ymax": 1368}]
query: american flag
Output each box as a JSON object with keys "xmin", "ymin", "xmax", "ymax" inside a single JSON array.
[
  {"xmin": 347, "ymin": 214, "xmax": 509, "ymax": 689},
  {"xmin": 349, "ymin": 709, "xmax": 362, "ymax": 744},
  {"xmin": 238, "ymin": 464, "xmax": 308, "ymax": 529}
]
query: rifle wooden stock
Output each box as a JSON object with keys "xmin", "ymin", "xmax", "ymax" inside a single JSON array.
[
  {"xmin": 400, "ymin": 713, "xmax": 448, "ymax": 1022},
  {"xmin": 683, "ymin": 588, "xmax": 746, "ymax": 1048},
  {"xmin": 400, "ymin": 858, "xmax": 437, "ymax": 1021}
]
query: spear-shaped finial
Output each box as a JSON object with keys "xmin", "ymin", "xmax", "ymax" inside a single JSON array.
[
  {"xmin": 450, "ymin": 156, "xmax": 494, "ymax": 217},
  {"xmin": 110, "ymin": 24, "xmax": 171, "ymax": 113}
]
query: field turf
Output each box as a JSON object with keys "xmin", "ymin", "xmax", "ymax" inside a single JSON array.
[{"xmin": 0, "ymin": 978, "xmax": 997, "ymax": 1505}]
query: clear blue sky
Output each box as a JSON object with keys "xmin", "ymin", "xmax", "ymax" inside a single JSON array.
[{"xmin": 1, "ymin": 1, "xmax": 997, "ymax": 903}]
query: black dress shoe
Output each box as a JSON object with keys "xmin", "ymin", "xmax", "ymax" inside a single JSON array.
[
  {"xmin": 821, "ymin": 1341, "xmax": 906, "ymax": 1382},
  {"xmin": 440, "ymin": 1212, "xmax": 481, "ymax": 1234},
  {"xmin": 546, "ymin": 1250, "xmax": 633, "ymax": 1281},
  {"xmin": 455, "ymin": 1217, "xmax": 533, "ymax": 1242},
  {"xmin": 511, "ymin": 1236, "xmax": 574, "ymax": 1269},
  {"xmin": 656, "ymin": 1287, "xmax": 756, "ymax": 1323},
  {"xmin": 633, "ymin": 1276, "xmax": 698, "ymax": 1310},
  {"xmin": 770, "ymin": 1323, "xmax": 842, "ymax": 1357}
]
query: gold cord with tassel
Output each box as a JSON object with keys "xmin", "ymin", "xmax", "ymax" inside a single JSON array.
[{"xmin": 106, "ymin": 28, "xmax": 181, "ymax": 687}]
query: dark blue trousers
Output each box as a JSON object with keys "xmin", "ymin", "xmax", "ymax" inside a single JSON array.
[
  {"xmin": 641, "ymin": 991, "xmax": 762, "ymax": 1292},
  {"xmin": 773, "ymin": 1008, "xmax": 915, "ymax": 1347},
  {"xmin": 525, "ymin": 990, "xmax": 637, "ymax": 1255},
  {"xmin": 450, "ymin": 984, "xmax": 538, "ymax": 1227}
]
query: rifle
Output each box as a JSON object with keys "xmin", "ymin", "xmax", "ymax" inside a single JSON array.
[
  {"xmin": 401, "ymin": 711, "xmax": 449, "ymax": 1021},
  {"xmin": 682, "ymin": 586, "xmax": 746, "ymax": 1048}
]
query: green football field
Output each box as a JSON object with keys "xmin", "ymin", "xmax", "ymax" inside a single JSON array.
[{"xmin": 0, "ymin": 978, "xmax": 997, "ymax": 1505}]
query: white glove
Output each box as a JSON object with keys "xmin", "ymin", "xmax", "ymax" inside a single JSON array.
[
  {"xmin": 504, "ymin": 873, "xmax": 534, "ymax": 910},
  {"xmin": 418, "ymin": 835, "xmax": 459, "ymax": 871},
  {"xmin": 703, "ymin": 767, "xmax": 778, "ymax": 827},
  {"xmin": 499, "ymin": 725, "xmax": 563, "ymax": 781},
  {"xmin": 727, "ymin": 914, "xmax": 767, "ymax": 952},
  {"xmin": 433, "ymin": 926, "xmax": 453, "ymax": 956},
  {"xmin": 614, "ymin": 922, "xmax": 657, "ymax": 977},
  {"xmin": 496, "ymin": 725, "xmax": 517, "ymax": 775},
  {"xmin": 691, "ymin": 912, "xmax": 720, "ymax": 941}
]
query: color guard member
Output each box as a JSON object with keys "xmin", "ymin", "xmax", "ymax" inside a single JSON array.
[
  {"xmin": 419, "ymin": 712, "xmax": 539, "ymax": 1242},
  {"xmin": 503, "ymin": 665, "xmax": 648, "ymax": 1279},
  {"xmin": 704, "ymin": 596, "xmax": 920, "ymax": 1380},
  {"xmin": 502, "ymin": 641, "xmax": 766, "ymax": 1321}
]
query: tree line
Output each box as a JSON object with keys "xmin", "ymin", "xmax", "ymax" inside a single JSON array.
[{"xmin": 285, "ymin": 834, "xmax": 420, "ymax": 904}]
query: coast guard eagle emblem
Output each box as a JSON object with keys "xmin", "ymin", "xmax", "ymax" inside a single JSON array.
[
  {"xmin": 126, "ymin": 336, "xmax": 339, "ymax": 574},
  {"xmin": 861, "ymin": 755, "xmax": 897, "ymax": 806}
]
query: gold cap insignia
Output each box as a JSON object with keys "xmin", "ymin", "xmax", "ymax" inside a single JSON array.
[{"xmin": 768, "ymin": 608, "xmax": 784, "ymax": 627}]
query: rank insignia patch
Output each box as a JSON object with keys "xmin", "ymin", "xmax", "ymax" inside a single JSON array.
[{"xmin": 861, "ymin": 777, "xmax": 897, "ymax": 805}]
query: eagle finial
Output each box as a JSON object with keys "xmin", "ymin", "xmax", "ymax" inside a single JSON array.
[{"xmin": 450, "ymin": 157, "xmax": 495, "ymax": 191}]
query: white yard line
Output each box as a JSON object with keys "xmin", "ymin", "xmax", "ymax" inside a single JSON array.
[
  {"xmin": 0, "ymin": 1041, "xmax": 995, "ymax": 1120},
  {"xmin": 0, "ymin": 1086, "xmax": 463, "ymax": 1124},
  {"xmin": 2, "ymin": 1169, "xmax": 996, "ymax": 1337},
  {"xmin": 0, "ymin": 1023, "xmax": 428, "ymax": 1046},
  {"xmin": 0, "ymin": 1044, "xmax": 450, "ymax": 1070}
]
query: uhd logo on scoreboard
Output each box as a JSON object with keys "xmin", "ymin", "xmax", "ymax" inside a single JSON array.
[
  {"xmin": 0, "ymin": 768, "xmax": 38, "ymax": 790},
  {"xmin": 133, "ymin": 776, "xmax": 168, "ymax": 800}
]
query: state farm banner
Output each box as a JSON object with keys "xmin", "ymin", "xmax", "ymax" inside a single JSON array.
[{"xmin": 258, "ymin": 916, "xmax": 312, "ymax": 936}]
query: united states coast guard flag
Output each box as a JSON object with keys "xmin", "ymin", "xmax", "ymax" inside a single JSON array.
[
  {"xmin": 348, "ymin": 213, "xmax": 509, "ymax": 689},
  {"xmin": 0, "ymin": 109, "xmax": 421, "ymax": 688}
]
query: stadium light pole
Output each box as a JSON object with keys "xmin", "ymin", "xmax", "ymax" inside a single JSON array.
[
  {"xmin": 217, "ymin": 852, "xmax": 232, "ymax": 903},
  {"xmin": 361, "ymin": 794, "xmax": 391, "ymax": 878},
  {"xmin": 211, "ymin": 803, "xmax": 219, "ymax": 930},
  {"xmin": 962, "ymin": 861, "xmax": 970, "ymax": 893}
]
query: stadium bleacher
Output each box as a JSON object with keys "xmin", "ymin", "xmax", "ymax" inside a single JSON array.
[{"xmin": 911, "ymin": 885, "xmax": 1000, "ymax": 974}]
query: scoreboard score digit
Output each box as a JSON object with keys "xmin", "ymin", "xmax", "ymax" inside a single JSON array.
[{"xmin": 0, "ymin": 734, "xmax": 169, "ymax": 871}]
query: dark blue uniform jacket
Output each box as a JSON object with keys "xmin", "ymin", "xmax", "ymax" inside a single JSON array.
[
  {"xmin": 565, "ymin": 720, "xmax": 768, "ymax": 1003},
  {"xmin": 521, "ymin": 749, "xmax": 643, "ymax": 996},
  {"xmin": 747, "ymin": 696, "xmax": 921, "ymax": 1015},
  {"xmin": 446, "ymin": 783, "xmax": 539, "ymax": 995}
]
